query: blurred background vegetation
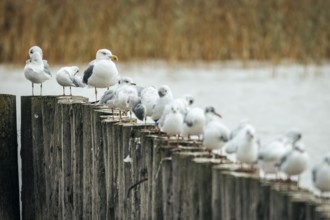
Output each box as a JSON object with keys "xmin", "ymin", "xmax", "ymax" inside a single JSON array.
[{"xmin": 0, "ymin": 0, "xmax": 329, "ymax": 64}]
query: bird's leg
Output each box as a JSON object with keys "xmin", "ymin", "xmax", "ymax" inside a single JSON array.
[
  {"xmin": 70, "ymin": 87, "xmax": 72, "ymax": 96},
  {"xmin": 40, "ymin": 83, "xmax": 43, "ymax": 96},
  {"xmin": 176, "ymin": 134, "xmax": 179, "ymax": 147},
  {"xmin": 296, "ymin": 175, "xmax": 301, "ymax": 190},
  {"xmin": 32, "ymin": 83, "xmax": 34, "ymax": 96},
  {"xmin": 94, "ymin": 87, "xmax": 98, "ymax": 101},
  {"xmin": 112, "ymin": 108, "xmax": 115, "ymax": 120},
  {"xmin": 63, "ymin": 87, "xmax": 65, "ymax": 96}
]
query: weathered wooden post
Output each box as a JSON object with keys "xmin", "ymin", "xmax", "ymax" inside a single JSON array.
[
  {"xmin": 171, "ymin": 151, "xmax": 209, "ymax": 220},
  {"xmin": 190, "ymin": 157, "xmax": 224, "ymax": 220},
  {"xmin": 128, "ymin": 124, "xmax": 156, "ymax": 220},
  {"xmin": 50, "ymin": 97, "xmax": 62, "ymax": 219},
  {"xmin": 60, "ymin": 100, "xmax": 74, "ymax": 220},
  {"xmin": 59, "ymin": 97, "xmax": 88, "ymax": 220},
  {"xmin": 160, "ymin": 143, "xmax": 176, "ymax": 220},
  {"xmin": 0, "ymin": 94, "xmax": 20, "ymax": 220},
  {"xmin": 112, "ymin": 118, "xmax": 131, "ymax": 219},
  {"xmin": 21, "ymin": 96, "xmax": 58, "ymax": 220},
  {"xmin": 137, "ymin": 129, "xmax": 156, "ymax": 220},
  {"xmin": 91, "ymin": 108, "xmax": 112, "ymax": 220},
  {"xmin": 70, "ymin": 100, "xmax": 88, "ymax": 220},
  {"xmin": 102, "ymin": 118, "xmax": 120, "ymax": 219},
  {"xmin": 82, "ymin": 103, "xmax": 93, "ymax": 219},
  {"xmin": 212, "ymin": 164, "xmax": 233, "ymax": 220}
]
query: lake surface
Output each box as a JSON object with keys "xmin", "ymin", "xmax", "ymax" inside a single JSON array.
[{"xmin": 1, "ymin": 61, "xmax": 330, "ymax": 191}]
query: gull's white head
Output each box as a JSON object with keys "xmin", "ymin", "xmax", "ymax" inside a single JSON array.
[
  {"xmin": 29, "ymin": 46, "xmax": 43, "ymax": 56},
  {"xmin": 28, "ymin": 46, "xmax": 43, "ymax": 61},
  {"xmin": 70, "ymin": 66, "xmax": 80, "ymax": 75},
  {"xmin": 286, "ymin": 129, "xmax": 302, "ymax": 144},
  {"xmin": 183, "ymin": 94, "xmax": 194, "ymax": 106},
  {"xmin": 204, "ymin": 106, "xmax": 222, "ymax": 118},
  {"xmin": 118, "ymin": 76, "xmax": 133, "ymax": 85},
  {"xmin": 158, "ymin": 85, "xmax": 172, "ymax": 98},
  {"xmin": 245, "ymin": 125, "xmax": 256, "ymax": 139},
  {"xmin": 96, "ymin": 49, "xmax": 118, "ymax": 61}
]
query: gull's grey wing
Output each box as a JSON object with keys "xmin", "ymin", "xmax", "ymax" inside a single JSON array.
[
  {"xmin": 133, "ymin": 100, "xmax": 145, "ymax": 121},
  {"xmin": 100, "ymin": 89, "xmax": 115, "ymax": 104},
  {"xmin": 277, "ymin": 150, "xmax": 293, "ymax": 168},
  {"xmin": 83, "ymin": 65, "xmax": 94, "ymax": 84},
  {"xmin": 72, "ymin": 75, "xmax": 86, "ymax": 87},
  {"xmin": 43, "ymin": 60, "xmax": 52, "ymax": 76}
]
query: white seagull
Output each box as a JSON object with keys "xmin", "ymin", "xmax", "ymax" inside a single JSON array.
[
  {"xmin": 139, "ymin": 86, "xmax": 159, "ymax": 122},
  {"xmin": 312, "ymin": 153, "xmax": 330, "ymax": 197},
  {"xmin": 202, "ymin": 106, "xmax": 230, "ymax": 154},
  {"xmin": 160, "ymin": 103, "xmax": 184, "ymax": 144},
  {"xmin": 56, "ymin": 66, "xmax": 85, "ymax": 96},
  {"xmin": 83, "ymin": 49, "xmax": 119, "ymax": 101},
  {"xmin": 278, "ymin": 143, "xmax": 309, "ymax": 183},
  {"xmin": 114, "ymin": 83, "xmax": 139, "ymax": 120},
  {"xmin": 24, "ymin": 46, "xmax": 52, "ymax": 96},
  {"xmin": 182, "ymin": 107, "xmax": 205, "ymax": 140},
  {"xmin": 130, "ymin": 86, "xmax": 159, "ymax": 123},
  {"xmin": 234, "ymin": 124, "xmax": 259, "ymax": 167},
  {"xmin": 158, "ymin": 94, "xmax": 194, "ymax": 129},
  {"xmin": 100, "ymin": 76, "xmax": 133, "ymax": 119},
  {"xmin": 151, "ymin": 85, "xmax": 173, "ymax": 124},
  {"xmin": 257, "ymin": 130, "xmax": 302, "ymax": 178}
]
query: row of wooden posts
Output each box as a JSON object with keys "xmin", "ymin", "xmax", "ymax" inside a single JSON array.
[{"xmin": 0, "ymin": 94, "xmax": 330, "ymax": 220}]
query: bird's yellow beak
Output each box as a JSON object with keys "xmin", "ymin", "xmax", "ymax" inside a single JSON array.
[{"xmin": 110, "ymin": 55, "xmax": 118, "ymax": 61}]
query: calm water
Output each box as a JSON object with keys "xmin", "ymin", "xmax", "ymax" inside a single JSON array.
[{"xmin": 1, "ymin": 61, "xmax": 330, "ymax": 191}]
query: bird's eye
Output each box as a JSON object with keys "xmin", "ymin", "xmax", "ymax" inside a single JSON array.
[
  {"xmin": 102, "ymin": 52, "xmax": 106, "ymax": 55},
  {"xmin": 30, "ymin": 50, "xmax": 33, "ymax": 54}
]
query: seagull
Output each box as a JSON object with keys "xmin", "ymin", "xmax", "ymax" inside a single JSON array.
[
  {"xmin": 151, "ymin": 85, "xmax": 173, "ymax": 124},
  {"xmin": 202, "ymin": 106, "xmax": 230, "ymax": 154},
  {"xmin": 224, "ymin": 120, "xmax": 251, "ymax": 154},
  {"xmin": 158, "ymin": 94, "xmax": 194, "ymax": 130},
  {"xmin": 24, "ymin": 46, "xmax": 52, "ymax": 96},
  {"xmin": 257, "ymin": 130, "xmax": 302, "ymax": 178},
  {"xmin": 278, "ymin": 142, "xmax": 309, "ymax": 183},
  {"xmin": 138, "ymin": 86, "xmax": 159, "ymax": 122},
  {"xmin": 160, "ymin": 104, "xmax": 184, "ymax": 144},
  {"xmin": 170, "ymin": 94, "xmax": 194, "ymax": 115},
  {"xmin": 56, "ymin": 66, "xmax": 85, "ymax": 96},
  {"xmin": 312, "ymin": 153, "xmax": 330, "ymax": 197},
  {"xmin": 100, "ymin": 77, "xmax": 133, "ymax": 114},
  {"xmin": 83, "ymin": 49, "xmax": 119, "ymax": 101},
  {"xmin": 182, "ymin": 107, "xmax": 205, "ymax": 140},
  {"xmin": 114, "ymin": 83, "xmax": 139, "ymax": 120},
  {"xmin": 234, "ymin": 124, "xmax": 259, "ymax": 168}
]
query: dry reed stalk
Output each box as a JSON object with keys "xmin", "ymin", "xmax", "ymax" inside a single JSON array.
[{"xmin": 0, "ymin": 0, "xmax": 329, "ymax": 64}]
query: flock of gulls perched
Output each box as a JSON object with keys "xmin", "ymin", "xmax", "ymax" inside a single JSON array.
[{"xmin": 23, "ymin": 46, "xmax": 330, "ymax": 198}]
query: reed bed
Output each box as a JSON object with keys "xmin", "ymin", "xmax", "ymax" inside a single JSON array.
[{"xmin": 0, "ymin": 0, "xmax": 329, "ymax": 64}]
